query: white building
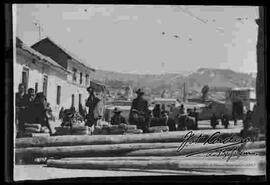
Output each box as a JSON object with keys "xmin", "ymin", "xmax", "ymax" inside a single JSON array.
[
  {"xmin": 225, "ymin": 87, "xmax": 256, "ymax": 117},
  {"xmin": 31, "ymin": 37, "xmax": 95, "ymax": 111},
  {"xmin": 15, "ymin": 37, "xmax": 69, "ymax": 117}
]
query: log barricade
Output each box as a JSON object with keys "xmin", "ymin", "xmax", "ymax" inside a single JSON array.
[{"xmin": 16, "ymin": 129, "xmax": 243, "ymax": 148}]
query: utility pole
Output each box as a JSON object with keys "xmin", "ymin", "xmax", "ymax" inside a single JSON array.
[
  {"xmin": 183, "ymin": 82, "xmax": 186, "ymax": 102},
  {"xmin": 33, "ymin": 21, "xmax": 42, "ymax": 41}
]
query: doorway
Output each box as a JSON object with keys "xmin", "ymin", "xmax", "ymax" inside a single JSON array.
[{"xmin": 232, "ymin": 101, "xmax": 243, "ymax": 119}]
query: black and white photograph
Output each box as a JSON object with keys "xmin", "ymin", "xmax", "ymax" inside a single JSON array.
[{"xmin": 12, "ymin": 4, "xmax": 266, "ymax": 181}]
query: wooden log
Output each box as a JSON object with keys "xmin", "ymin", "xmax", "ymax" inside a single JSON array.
[
  {"xmin": 46, "ymin": 156, "xmax": 265, "ymax": 171},
  {"xmin": 15, "ymin": 129, "xmax": 243, "ymax": 148},
  {"xmin": 15, "ymin": 141, "xmax": 265, "ymax": 159},
  {"xmin": 24, "ymin": 123, "xmax": 41, "ymax": 130},
  {"xmin": 60, "ymin": 148, "xmax": 266, "ymax": 161},
  {"xmin": 31, "ymin": 133, "xmax": 50, "ymax": 137},
  {"xmin": 126, "ymin": 141, "xmax": 266, "ymax": 156},
  {"xmin": 15, "ymin": 142, "xmax": 182, "ymax": 158}
]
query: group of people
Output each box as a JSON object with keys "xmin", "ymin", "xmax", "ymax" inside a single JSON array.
[
  {"xmin": 16, "ymin": 82, "xmax": 257, "ymax": 137},
  {"xmin": 15, "ymin": 83, "xmax": 53, "ymax": 137},
  {"xmin": 108, "ymin": 89, "xmax": 200, "ymax": 132}
]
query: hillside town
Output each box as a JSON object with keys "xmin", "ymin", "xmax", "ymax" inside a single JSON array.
[
  {"xmin": 15, "ymin": 36, "xmax": 258, "ymax": 137},
  {"xmin": 13, "ymin": 5, "xmax": 266, "ymax": 180}
]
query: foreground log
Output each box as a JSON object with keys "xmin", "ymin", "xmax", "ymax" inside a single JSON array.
[
  {"xmin": 126, "ymin": 141, "xmax": 266, "ymax": 156},
  {"xmin": 15, "ymin": 141, "xmax": 265, "ymax": 159},
  {"xmin": 16, "ymin": 129, "xmax": 243, "ymax": 148},
  {"xmin": 61, "ymin": 149, "xmax": 266, "ymax": 161},
  {"xmin": 46, "ymin": 156, "xmax": 265, "ymax": 172}
]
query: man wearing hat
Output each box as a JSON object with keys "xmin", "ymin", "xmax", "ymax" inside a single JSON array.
[
  {"xmin": 111, "ymin": 107, "xmax": 127, "ymax": 125},
  {"xmin": 129, "ymin": 88, "xmax": 150, "ymax": 133},
  {"xmin": 85, "ymin": 86, "xmax": 104, "ymax": 127}
]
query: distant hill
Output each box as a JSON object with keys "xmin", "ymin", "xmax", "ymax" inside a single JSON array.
[{"xmin": 90, "ymin": 68, "xmax": 256, "ymax": 94}]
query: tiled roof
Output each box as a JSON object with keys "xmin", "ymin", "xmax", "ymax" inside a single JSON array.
[
  {"xmin": 16, "ymin": 37, "xmax": 69, "ymax": 73},
  {"xmin": 32, "ymin": 37, "xmax": 95, "ymax": 72}
]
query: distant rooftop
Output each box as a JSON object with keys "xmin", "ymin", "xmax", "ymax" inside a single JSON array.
[
  {"xmin": 31, "ymin": 37, "xmax": 95, "ymax": 72},
  {"xmin": 16, "ymin": 37, "xmax": 69, "ymax": 73},
  {"xmin": 231, "ymin": 87, "xmax": 255, "ymax": 91}
]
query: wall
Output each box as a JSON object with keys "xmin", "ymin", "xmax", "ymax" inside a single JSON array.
[{"xmin": 15, "ymin": 48, "xmax": 68, "ymax": 117}]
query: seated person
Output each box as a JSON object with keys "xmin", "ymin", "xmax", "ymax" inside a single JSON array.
[
  {"xmin": 111, "ymin": 107, "xmax": 126, "ymax": 125},
  {"xmin": 161, "ymin": 110, "xmax": 176, "ymax": 131}
]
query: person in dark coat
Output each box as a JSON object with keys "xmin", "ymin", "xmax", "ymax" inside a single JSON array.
[
  {"xmin": 152, "ymin": 104, "xmax": 161, "ymax": 118},
  {"xmin": 221, "ymin": 113, "xmax": 229, "ymax": 129},
  {"xmin": 32, "ymin": 92, "xmax": 53, "ymax": 134},
  {"xmin": 24, "ymin": 88, "xmax": 36, "ymax": 123},
  {"xmin": 129, "ymin": 89, "xmax": 150, "ymax": 133},
  {"xmin": 210, "ymin": 113, "xmax": 219, "ymax": 129},
  {"xmin": 111, "ymin": 107, "xmax": 126, "ymax": 125},
  {"xmin": 189, "ymin": 107, "xmax": 199, "ymax": 130},
  {"xmin": 15, "ymin": 83, "xmax": 28, "ymax": 137},
  {"xmin": 179, "ymin": 104, "xmax": 185, "ymax": 115},
  {"xmin": 85, "ymin": 87, "xmax": 102, "ymax": 127},
  {"xmin": 161, "ymin": 110, "xmax": 176, "ymax": 131}
]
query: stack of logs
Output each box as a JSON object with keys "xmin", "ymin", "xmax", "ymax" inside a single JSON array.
[{"xmin": 15, "ymin": 130, "xmax": 266, "ymax": 174}]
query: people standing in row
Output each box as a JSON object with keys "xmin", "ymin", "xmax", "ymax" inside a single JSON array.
[{"xmin": 15, "ymin": 83, "xmax": 53, "ymax": 137}]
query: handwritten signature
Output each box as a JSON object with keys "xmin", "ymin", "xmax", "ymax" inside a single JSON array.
[{"xmin": 177, "ymin": 131, "xmax": 258, "ymax": 162}]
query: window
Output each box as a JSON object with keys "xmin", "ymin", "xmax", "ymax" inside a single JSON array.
[
  {"xmin": 56, "ymin": 85, "xmax": 61, "ymax": 105},
  {"xmin": 22, "ymin": 67, "xmax": 29, "ymax": 90},
  {"xmin": 80, "ymin": 72, "xmax": 83, "ymax": 84},
  {"xmin": 72, "ymin": 68, "xmax": 77, "ymax": 82},
  {"xmin": 71, "ymin": 94, "xmax": 75, "ymax": 107},
  {"xmin": 35, "ymin": 83, "xmax": 38, "ymax": 94},
  {"xmin": 85, "ymin": 74, "xmax": 89, "ymax": 86},
  {"xmin": 43, "ymin": 75, "xmax": 48, "ymax": 97}
]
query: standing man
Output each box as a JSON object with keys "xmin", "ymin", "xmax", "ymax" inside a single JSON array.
[
  {"xmin": 85, "ymin": 87, "xmax": 104, "ymax": 127},
  {"xmin": 210, "ymin": 113, "xmax": 219, "ymax": 129},
  {"xmin": 25, "ymin": 88, "xmax": 36, "ymax": 123},
  {"xmin": 192, "ymin": 107, "xmax": 199, "ymax": 130},
  {"xmin": 15, "ymin": 83, "xmax": 27, "ymax": 137},
  {"xmin": 129, "ymin": 88, "xmax": 150, "ymax": 133}
]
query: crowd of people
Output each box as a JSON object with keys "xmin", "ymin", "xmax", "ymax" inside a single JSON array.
[
  {"xmin": 16, "ymin": 82, "xmax": 257, "ymax": 137},
  {"xmin": 15, "ymin": 83, "xmax": 54, "ymax": 138}
]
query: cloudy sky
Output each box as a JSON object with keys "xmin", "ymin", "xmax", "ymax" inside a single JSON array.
[{"xmin": 15, "ymin": 4, "xmax": 258, "ymax": 74}]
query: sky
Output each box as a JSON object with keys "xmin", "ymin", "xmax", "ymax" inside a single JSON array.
[{"xmin": 14, "ymin": 4, "xmax": 259, "ymax": 74}]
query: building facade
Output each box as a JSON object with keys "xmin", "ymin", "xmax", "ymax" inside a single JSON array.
[
  {"xmin": 15, "ymin": 38, "xmax": 69, "ymax": 117},
  {"xmin": 31, "ymin": 37, "xmax": 95, "ymax": 111}
]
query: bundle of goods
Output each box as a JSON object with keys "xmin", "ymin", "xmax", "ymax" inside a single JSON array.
[
  {"xmin": 23, "ymin": 123, "xmax": 50, "ymax": 137},
  {"xmin": 61, "ymin": 109, "xmax": 85, "ymax": 127},
  {"xmin": 55, "ymin": 109, "xmax": 88, "ymax": 135},
  {"xmin": 148, "ymin": 126, "xmax": 169, "ymax": 133},
  {"xmin": 71, "ymin": 125, "xmax": 91, "ymax": 135},
  {"xmin": 55, "ymin": 126, "xmax": 91, "ymax": 136},
  {"xmin": 92, "ymin": 123, "xmax": 143, "ymax": 135}
]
